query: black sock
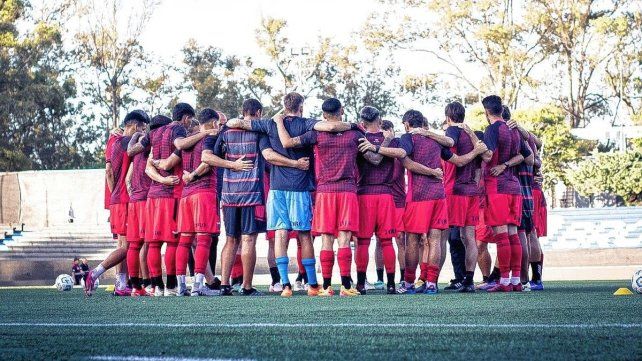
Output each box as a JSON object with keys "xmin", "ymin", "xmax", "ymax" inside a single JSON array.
[
  {"xmin": 152, "ymin": 276, "xmax": 164, "ymax": 290},
  {"xmin": 166, "ymin": 275, "xmax": 177, "ymax": 289},
  {"xmin": 142, "ymin": 278, "xmax": 151, "ymax": 287},
  {"xmin": 323, "ymin": 277, "xmax": 332, "ymax": 289},
  {"xmin": 302, "ymin": 272, "xmax": 308, "ymax": 283},
  {"xmin": 357, "ymin": 272, "xmax": 366, "ymax": 286},
  {"xmin": 386, "ymin": 272, "xmax": 395, "ymax": 286},
  {"xmin": 126, "ymin": 278, "xmax": 132, "ymax": 289},
  {"xmin": 130, "ymin": 277, "xmax": 142, "ymax": 289},
  {"xmin": 482, "ymin": 275, "xmax": 488, "ymax": 283},
  {"xmin": 341, "ymin": 276, "xmax": 352, "ymax": 289},
  {"xmin": 488, "ymin": 267, "xmax": 500, "ymax": 283},
  {"xmin": 188, "ymin": 248, "xmax": 195, "ymax": 277},
  {"xmin": 376, "ymin": 268, "xmax": 384, "ymax": 282},
  {"xmin": 231, "ymin": 276, "xmax": 242, "ymax": 285},
  {"xmin": 399, "ymin": 268, "xmax": 405, "ymax": 283},
  {"xmin": 463, "ymin": 271, "xmax": 474, "ymax": 286},
  {"xmin": 209, "ymin": 235, "xmax": 219, "ymax": 275},
  {"xmin": 530, "ymin": 261, "xmax": 542, "ymax": 282},
  {"xmin": 295, "ymin": 272, "xmax": 303, "ymax": 282},
  {"xmin": 269, "ymin": 267, "xmax": 280, "ymax": 285}
]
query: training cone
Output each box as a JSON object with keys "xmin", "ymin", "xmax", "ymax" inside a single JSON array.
[
  {"xmin": 105, "ymin": 285, "xmax": 115, "ymax": 292},
  {"xmin": 613, "ymin": 287, "xmax": 634, "ymax": 296}
]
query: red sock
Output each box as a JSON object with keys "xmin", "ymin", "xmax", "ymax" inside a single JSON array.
[
  {"xmin": 495, "ymin": 232, "xmax": 511, "ymax": 278},
  {"xmin": 426, "ymin": 265, "xmax": 440, "ymax": 283},
  {"xmin": 380, "ymin": 238, "xmax": 396, "ymax": 274},
  {"xmin": 126, "ymin": 240, "xmax": 143, "ymax": 278},
  {"xmin": 175, "ymin": 234, "xmax": 193, "ymax": 276},
  {"xmin": 404, "ymin": 265, "xmax": 416, "ymax": 283},
  {"xmin": 194, "ymin": 234, "xmax": 212, "ymax": 275},
  {"xmin": 231, "ymin": 254, "xmax": 244, "ymax": 279},
  {"xmin": 320, "ymin": 250, "xmax": 334, "ymax": 279},
  {"xmin": 508, "ymin": 233, "xmax": 521, "ymax": 277},
  {"xmin": 419, "ymin": 262, "xmax": 429, "ymax": 281},
  {"xmin": 296, "ymin": 240, "xmax": 305, "ymax": 275},
  {"xmin": 164, "ymin": 242, "xmax": 177, "ymax": 275},
  {"xmin": 337, "ymin": 247, "xmax": 352, "ymax": 277},
  {"xmin": 147, "ymin": 243, "xmax": 162, "ymax": 278},
  {"xmin": 356, "ymin": 238, "xmax": 371, "ymax": 273}
]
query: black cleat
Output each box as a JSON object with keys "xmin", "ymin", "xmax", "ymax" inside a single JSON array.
[
  {"xmin": 386, "ymin": 284, "xmax": 396, "ymax": 294},
  {"xmin": 457, "ymin": 284, "xmax": 476, "ymax": 293},
  {"xmin": 220, "ymin": 285, "xmax": 233, "ymax": 296},
  {"xmin": 444, "ymin": 280, "xmax": 463, "ymax": 291},
  {"xmin": 356, "ymin": 284, "xmax": 367, "ymax": 295},
  {"xmin": 239, "ymin": 287, "xmax": 264, "ymax": 296}
]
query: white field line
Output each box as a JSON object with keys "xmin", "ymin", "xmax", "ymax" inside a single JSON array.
[
  {"xmin": 90, "ymin": 357, "xmax": 251, "ymax": 361},
  {"xmin": 1, "ymin": 322, "xmax": 641, "ymax": 329}
]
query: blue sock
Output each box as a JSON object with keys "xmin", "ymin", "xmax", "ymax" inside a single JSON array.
[
  {"xmin": 302, "ymin": 258, "xmax": 318, "ymax": 286},
  {"xmin": 276, "ymin": 256, "xmax": 290, "ymax": 286}
]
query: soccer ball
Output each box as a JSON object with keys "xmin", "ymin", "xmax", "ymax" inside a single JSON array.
[
  {"xmin": 632, "ymin": 269, "xmax": 642, "ymax": 294},
  {"xmin": 55, "ymin": 274, "xmax": 74, "ymax": 291}
]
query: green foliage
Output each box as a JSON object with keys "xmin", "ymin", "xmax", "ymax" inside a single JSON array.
[{"xmin": 568, "ymin": 151, "xmax": 642, "ymax": 206}]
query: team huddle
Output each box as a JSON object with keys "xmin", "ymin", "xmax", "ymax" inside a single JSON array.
[{"xmin": 84, "ymin": 92, "xmax": 547, "ymax": 297}]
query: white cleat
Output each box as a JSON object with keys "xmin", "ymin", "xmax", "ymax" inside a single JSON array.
[
  {"xmin": 154, "ymin": 287, "xmax": 164, "ymax": 297},
  {"xmin": 177, "ymin": 283, "xmax": 191, "ymax": 297},
  {"xmin": 521, "ymin": 282, "xmax": 532, "ymax": 292},
  {"xmin": 269, "ymin": 282, "xmax": 284, "ymax": 293},
  {"xmin": 164, "ymin": 287, "xmax": 179, "ymax": 296},
  {"xmin": 364, "ymin": 281, "xmax": 375, "ymax": 291},
  {"xmin": 145, "ymin": 285, "xmax": 155, "ymax": 295},
  {"xmin": 191, "ymin": 284, "xmax": 220, "ymax": 296},
  {"xmin": 293, "ymin": 280, "xmax": 304, "ymax": 291}
]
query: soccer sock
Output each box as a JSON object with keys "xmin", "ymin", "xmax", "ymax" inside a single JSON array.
[
  {"xmin": 482, "ymin": 275, "xmax": 488, "ymax": 283},
  {"xmin": 130, "ymin": 277, "xmax": 141, "ymax": 289},
  {"xmin": 295, "ymin": 273, "xmax": 303, "ymax": 282},
  {"xmin": 531, "ymin": 261, "xmax": 542, "ymax": 282},
  {"xmin": 426, "ymin": 265, "xmax": 440, "ymax": 284},
  {"xmin": 126, "ymin": 241, "xmax": 143, "ymax": 279},
  {"xmin": 296, "ymin": 242, "xmax": 305, "ymax": 276},
  {"xmin": 399, "ymin": 268, "xmax": 405, "ymax": 283},
  {"xmin": 488, "ymin": 267, "xmax": 500, "ymax": 283},
  {"xmin": 152, "ymin": 276, "xmax": 165, "ymax": 290},
  {"xmin": 376, "ymin": 269, "xmax": 384, "ymax": 282},
  {"xmin": 176, "ymin": 235, "xmax": 193, "ymax": 277},
  {"xmin": 419, "ymin": 262, "xmax": 428, "ymax": 282},
  {"xmin": 116, "ymin": 273, "xmax": 127, "ymax": 290},
  {"xmin": 165, "ymin": 242, "xmax": 178, "ymax": 289},
  {"xmin": 404, "ymin": 266, "xmax": 416, "ymax": 284},
  {"xmin": 209, "ymin": 234, "xmax": 219, "ymax": 275},
  {"xmin": 302, "ymin": 271, "xmax": 308, "ymax": 284},
  {"xmin": 463, "ymin": 271, "xmax": 474, "ymax": 286},
  {"xmin": 495, "ymin": 232, "xmax": 511, "ymax": 279},
  {"xmin": 341, "ymin": 275, "xmax": 352, "ymax": 289},
  {"xmin": 380, "ymin": 238, "xmax": 395, "ymax": 285},
  {"xmin": 194, "ymin": 273, "xmax": 205, "ymax": 288},
  {"xmin": 194, "ymin": 234, "xmax": 212, "ymax": 275},
  {"xmin": 177, "ymin": 275, "xmax": 186, "ymax": 287},
  {"xmin": 355, "ymin": 238, "xmax": 371, "ymax": 282},
  {"xmin": 92, "ymin": 264, "xmax": 106, "ymax": 279},
  {"xmin": 302, "ymin": 258, "xmax": 318, "ymax": 287},
  {"xmin": 147, "ymin": 243, "xmax": 163, "ymax": 278},
  {"xmin": 337, "ymin": 247, "xmax": 352, "ymax": 285},
  {"xmin": 187, "ymin": 247, "xmax": 195, "ymax": 277},
  {"xmin": 142, "ymin": 278, "xmax": 151, "ymax": 287},
  {"xmin": 320, "ymin": 250, "xmax": 334, "ymax": 289},
  {"xmin": 508, "ymin": 233, "xmax": 522, "ymax": 279},
  {"xmin": 357, "ymin": 271, "xmax": 366, "ymax": 287},
  {"xmin": 269, "ymin": 267, "xmax": 281, "ymax": 285},
  {"xmin": 231, "ymin": 254, "xmax": 243, "ymax": 281},
  {"xmin": 276, "ymin": 256, "xmax": 290, "ymax": 287}
]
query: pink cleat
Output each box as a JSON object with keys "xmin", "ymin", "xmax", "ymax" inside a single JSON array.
[
  {"xmin": 512, "ymin": 283, "xmax": 523, "ymax": 292},
  {"xmin": 113, "ymin": 286, "xmax": 132, "ymax": 296},
  {"xmin": 486, "ymin": 283, "xmax": 512, "ymax": 293}
]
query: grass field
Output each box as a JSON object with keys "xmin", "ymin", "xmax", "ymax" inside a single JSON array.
[{"xmin": 0, "ymin": 281, "xmax": 640, "ymax": 361}]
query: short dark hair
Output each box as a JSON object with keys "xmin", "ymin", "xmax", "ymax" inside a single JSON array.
[
  {"xmin": 402, "ymin": 109, "xmax": 424, "ymax": 128},
  {"xmin": 321, "ymin": 98, "xmax": 342, "ymax": 117},
  {"xmin": 150, "ymin": 115, "xmax": 172, "ymax": 130},
  {"xmin": 123, "ymin": 109, "xmax": 150, "ymax": 125},
  {"xmin": 481, "ymin": 95, "xmax": 503, "ymax": 117},
  {"xmin": 360, "ymin": 106, "xmax": 380, "ymax": 122},
  {"xmin": 172, "ymin": 103, "xmax": 195, "ymax": 121},
  {"xmin": 283, "ymin": 92, "xmax": 304, "ymax": 113},
  {"xmin": 242, "ymin": 99, "xmax": 263, "ymax": 117},
  {"xmin": 445, "ymin": 102, "xmax": 465, "ymax": 123},
  {"xmin": 381, "ymin": 119, "xmax": 394, "ymax": 131},
  {"xmin": 198, "ymin": 108, "xmax": 219, "ymax": 124},
  {"xmin": 501, "ymin": 105, "xmax": 511, "ymax": 121}
]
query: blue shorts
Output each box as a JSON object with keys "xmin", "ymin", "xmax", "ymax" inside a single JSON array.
[
  {"xmin": 267, "ymin": 190, "xmax": 313, "ymax": 231},
  {"xmin": 223, "ymin": 206, "xmax": 266, "ymax": 238}
]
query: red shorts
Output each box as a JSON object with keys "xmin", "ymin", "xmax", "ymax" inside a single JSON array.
[
  {"xmin": 403, "ymin": 199, "xmax": 448, "ymax": 234},
  {"xmin": 532, "ymin": 189, "xmax": 547, "ymax": 236},
  {"xmin": 126, "ymin": 200, "xmax": 146, "ymax": 241},
  {"xmin": 395, "ymin": 207, "xmax": 405, "ymax": 233},
  {"xmin": 476, "ymin": 206, "xmax": 494, "ymax": 243},
  {"xmin": 177, "ymin": 192, "xmax": 220, "ymax": 234},
  {"xmin": 266, "ymin": 230, "xmax": 299, "ymax": 240},
  {"xmin": 356, "ymin": 194, "xmax": 396, "ymax": 239},
  {"xmin": 109, "ymin": 203, "xmax": 128, "ymax": 236},
  {"xmin": 484, "ymin": 193, "xmax": 522, "ymax": 227},
  {"xmin": 145, "ymin": 197, "xmax": 177, "ymax": 242},
  {"xmin": 447, "ymin": 194, "xmax": 480, "ymax": 227},
  {"xmin": 312, "ymin": 192, "xmax": 359, "ymax": 235}
]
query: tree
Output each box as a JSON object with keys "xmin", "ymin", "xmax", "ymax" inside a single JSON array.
[{"xmin": 0, "ymin": 0, "xmax": 100, "ymax": 171}]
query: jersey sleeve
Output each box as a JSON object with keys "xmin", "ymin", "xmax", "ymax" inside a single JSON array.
[
  {"xmin": 484, "ymin": 124, "xmax": 499, "ymax": 152},
  {"xmin": 445, "ymin": 126, "xmax": 461, "ymax": 146},
  {"xmin": 203, "ymin": 135, "xmax": 217, "ymax": 152},
  {"xmin": 399, "ymin": 133, "xmax": 414, "ymax": 156},
  {"xmin": 258, "ymin": 134, "xmax": 271, "ymax": 152},
  {"xmin": 298, "ymin": 130, "xmax": 318, "ymax": 146},
  {"xmin": 251, "ymin": 120, "xmax": 270, "ymax": 134},
  {"xmin": 212, "ymin": 129, "xmax": 226, "ymax": 157},
  {"xmin": 171, "ymin": 125, "xmax": 188, "ymax": 142},
  {"xmin": 520, "ymin": 139, "xmax": 532, "ymax": 158},
  {"xmin": 440, "ymin": 146, "xmax": 454, "ymax": 161}
]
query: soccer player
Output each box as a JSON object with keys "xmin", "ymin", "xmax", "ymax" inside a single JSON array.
[
  {"xmin": 273, "ymin": 98, "xmax": 378, "ymax": 297},
  {"xmin": 227, "ymin": 92, "xmax": 359, "ymax": 297},
  {"xmin": 145, "ymin": 103, "xmax": 208, "ymax": 296},
  {"xmin": 364, "ymin": 110, "xmax": 486, "ymax": 294},
  {"xmin": 84, "ymin": 110, "xmax": 149, "ymax": 296},
  {"xmin": 175, "ymin": 108, "xmax": 222, "ymax": 296},
  {"xmin": 479, "ymin": 95, "xmax": 530, "ymax": 292}
]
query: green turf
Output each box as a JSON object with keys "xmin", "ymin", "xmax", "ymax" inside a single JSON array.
[{"xmin": 0, "ymin": 281, "xmax": 640, "ymax": 360}]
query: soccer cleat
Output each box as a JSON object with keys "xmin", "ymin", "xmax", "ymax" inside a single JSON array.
[
  {"xmin": 520, "ymin": 283, "xmax": 531, "ymax": 292},
  {"xmin": 280, "ymin": 286, "xmax": 293, "ymax": 298},
  {"xmin": 304, "ymin": 283, "xmax": 310, "ymax": 291},
  {"xmin": 364, "ymin": 281, "xmax": 375, "ymax": 291},
  {"xmin": 84, "ymin": 271, "xmax": 97, "ymax": 296},
  {"xmin": 397, "ymin": 283, "xmax": 416, "ymax": 294},
  {"xmin": 486, "ymin": 283, "xmax": 512, "ymax": 293},
  {"xmin": 307, "ymin": 285, "xmax": 321, "ymax": 297},
  {"xmin": 231, "ymin": 283, "xmax": 242, "ymax": 293},
  {"xmin": 153, "ymin": 287, "xmax": 165, "ymax": 297},
  {"xmin": 356, "ymin": 284, "xmax": 367, "ymax": 295},
  {"xmin": 318, "ymin": 287, "xmax": 335, "ymax": 297},
  {"xmin": 374, "ymin": 280, "xmax": 385, "ymax": 290},
  {"xmin": 177, "ymin": 284, "xmax": 191, "ymax": 297},
  {"xmin": 220, "ymin": 286, "xmax": 233, "ymax": 296},
  {"xmin": 164, "ymin": 287, "xmax": 179, "ymax": 296},
  {"xmin": 529, "ymin": 281, "xmax": 544, "ymax": 291},
  {"xmin": 340, "ymin": 286, "xmax": 361, "ymax": 297},
  {"xmin": 144, "ymin": 285, "xmax": 155, "ymax": 295},
  {"xmin": 476, "ymin": 281, "xmax": 496, "ymax": 291},
  {"xmin": 457, "ymin": 284, "xmax": 475, "ymax": 293},
  {"xmin": 414, "ymin": 279, "xmax": 427, "ymax": 293},
  {"xmin": 131, "ymin": 288, "xmax": 151, "ymax": 297},
  {"xmin": 239, "ymin": 288, "xmax": 263, "ymax": 296},
  {"xmin": 113, "ymin": 287, "xmax": 132, "ymax": 296},
  {"xmin": 386, "ymin": 284, "xmax": 396, "ymax": 294},
  {"xmin": 512, "ymin": 283, "xmax": 523, "ymax": 292},
  {"xmin": 191, "ymin": 285, "xmax": 220, "ymax": 296},
  {"xmin": 424, "ymin": 284, "xmax": 438, "ymax": 295},
  {"xmin": 269, "ymin": 282, "xmax": 284, "ymax": 293},
  {"xmin": 293, "ymin": 280, "xmax": 304, "ymax": 291},
  {"xmin": 444, "ymin": 279, "xmax": 463, "ymax": 291}
]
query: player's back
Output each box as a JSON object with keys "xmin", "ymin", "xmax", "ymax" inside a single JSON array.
[
  {"xmin": 148, "ymin": 123, "xmax": 183, "ymax": 199},
  {"xmin": 314, "ymin": 129, "xmax": 361, "ymax": 193},
  {"xmin": 405, "ymin": 134, "xmax": 445, "ymax": 201},
  {"xmin": 484, "ymin": 121, "xmax": 520, "ymax": 195},
  {"xmin": 129, "ymin": 140, "xmax": 151, "ymax": 202},
  {"xmin": 181, "ymin": 135, "xmax": 217, "ymax": 198},
  {"xmin": 452, "ymin": 128, "xmax": 481, "ymax": 195},
  {"xmin": 219, "ymin": 127, "xmax": 264, "ymax": 206},
  {"xmin": 109, "ymin": 135, "xmax": 131, "ymax": 205},
  {"xmin": 358, "ymin": 132, "xmax": 395, "ymax": 195}
]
